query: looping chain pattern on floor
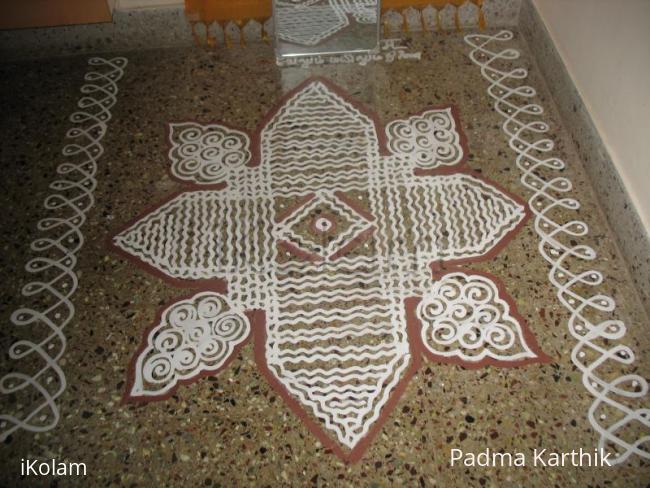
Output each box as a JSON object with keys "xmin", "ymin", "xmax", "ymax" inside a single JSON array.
[
  {"xmin": 112, "ymin": 77, "xmax": 546, "ymax": 461},
  {"xmin": 465, "ymin": 30, "xmax": 650, "ymax": 465},
  {"xmin": 0, "ymin": 57, "xmax": 127, "ymax": 441}
]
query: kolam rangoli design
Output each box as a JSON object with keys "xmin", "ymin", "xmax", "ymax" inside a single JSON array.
[
  {"xmin": 385, "ymin": 107, "xmax": 465, "ymax": 173},
  {"xmin": 111, "ymin": 77, "xmax": 548, "ymax": 462},
  {"xmin": 168, "ymin": 122, "xmax": 252, "ymax": 185},
  {"xmin": 128, "ymin": 291, "xmax": 251, "ymax": 400},
  {"xmin": 407, "ymin": 270, "xmax": 549, "ymax": 368}
]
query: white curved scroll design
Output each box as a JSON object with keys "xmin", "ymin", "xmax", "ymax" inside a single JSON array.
[
  {"xmin": 418, "ymin": 272, "xmax": 539, "ymax": 364},
  {"xmin": 386, "ymin": 108, "xmax": 464, "ymax": 170},
  {"xmin": 0, "ymin": 57, "xmax": 128, "ymax": 441},
  {"xmin": 465, "ymin": 30, "xmax": 649, "ymax": 464},
  {"xmin": 112, "ymin": 79, "xmax": 530, "ymax": 453},
  {"xmin": 168, "ymin": 122, "xmax": 251, "ymax": 185},
  {"xmin": 129, "ymin": 292, "xmax": 250, "ymax": 399}
]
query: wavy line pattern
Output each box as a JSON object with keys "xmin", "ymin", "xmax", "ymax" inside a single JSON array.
[
  {"xmin": 263, "ymin": 82, "xmax": 377, "ymax": 193},
  {"xmin": 114, "ymin": 79, "xmax": 535, "ymax": 454},
  {"xmin": 0, "ymin": 57, "xmax": 127, "ymax": 441},
  {"xmin": 464, "ymin": 30, "xmax": 649, "ymax": 464}
]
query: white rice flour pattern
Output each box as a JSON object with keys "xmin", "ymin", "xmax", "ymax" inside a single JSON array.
[
  {"xmin": 168, "ymin": 122, "xmax": 251, "ymax": 185},
  {"xmin": 129, "ymin": 292, "xmax": 250, "ymax": 399},
  {"xmin": 113, "ymin": 78, "xmax": 545, "ymax": 460},
  {"xmin": 276, "ymin": 0, "xmax": 377, "ymax": 47},
  {"xmin": 385, "ymin": 108, "xmax": 464, "ymax": 171},
  {"xmin": 465, "ymin": 30, "xmax": 649, "ymax": 464},
  {"xmin": 0, "ymin": 57, "xmax": 127, "ymax": 441},
  {"xmin": 416, "ymin": 272, "xmax": 542, "ymax": 365}
]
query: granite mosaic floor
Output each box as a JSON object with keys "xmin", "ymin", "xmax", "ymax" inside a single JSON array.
[{"xmin": 0, "ymin": 30, "xmax": 648, "ymax": 486}]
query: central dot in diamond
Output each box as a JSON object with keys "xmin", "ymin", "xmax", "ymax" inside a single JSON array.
[{"xmin": 311, "ymin": 215, "xmax": 336, "ymax": 234}]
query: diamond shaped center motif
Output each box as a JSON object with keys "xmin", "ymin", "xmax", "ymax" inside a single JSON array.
[
  {"xmin": 110, "ymin": 78, "xmax": 547, "ymax": 463},
  {"xmin": 275, "ymin": 192, "xmax": 375, "ymax": 262}
]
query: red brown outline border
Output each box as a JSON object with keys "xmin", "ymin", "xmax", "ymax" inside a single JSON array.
[
  {"xmin": 329, "ymin": 225, "xmax": 376, "ymax": 260},
  {"xmin": 385, "ymin": 104, "xmax": 471, "ymax": 176},
  {"xmin": 251, "ymin": 309, "xmax": 422, "ymax": 464},
  {"xmin": 277, "ymin": 240, "xmax": 323, "ymax": 263},
  {"xmin": 405, "ymin": 268, "xmax": 552, "ymax": 369},
  {"xmin": 108, "ymin": 75, "xmax": 544, "ymax": 464},
  {"xmin": 428, "ymin": 171, "xmax": 533, "ymax": 271},
  {"xmin": 106, "ymin": 189, "xmax": 229, "ymax": 291},
  {"xmin": 275, "ymin": 193, "xmax": 316, "ymax": 224},
  {"xmin": 334, "ymin": 191, "xmax": 375, "ymax": 222},
  {"xmin": 122, "ymin": 288, "xmax": 253, "ymax": 403}
]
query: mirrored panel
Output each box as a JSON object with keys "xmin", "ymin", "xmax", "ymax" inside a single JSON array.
[{"xmin": 273, "ymin": 0, "xmax": 381, "ymax": 58}]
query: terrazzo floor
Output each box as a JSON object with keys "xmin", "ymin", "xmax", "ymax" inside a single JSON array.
[{"xmin": 0, "ymin": 30, "xmax": 648, "ymax": 486}]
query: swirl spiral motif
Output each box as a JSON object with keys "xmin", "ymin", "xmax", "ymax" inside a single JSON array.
[
  {"xmin": 386, "ymin": 108, "xmax": 463, "ymax": 170},
  {"xmin": 168, "ymin": 122, "xmax": 251, "ymax": 185},
  {"xmin": 0, "ymin": 57, "xmax": 127, "ymax": 441},
  {"xmin": 129, "ymin": 292, "xmax": 250, "ymax": 398},
  {"xmin": 465, "ymin": 30, "xmax": 649, "ymax": 464},
  {"xmin": 417, "ymin": 272, "xmax": 538, "ymax": 363},
  {"xmin": 112, "ymin": 79, "xmax": 536, "ymax": 458}
]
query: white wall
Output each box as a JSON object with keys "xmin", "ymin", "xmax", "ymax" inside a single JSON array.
[{"xmin": 533, "ymin": 0, "xmax": 650, "ymax": 232}]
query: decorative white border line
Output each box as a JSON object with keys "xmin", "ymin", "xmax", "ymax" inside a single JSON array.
[
  {"xmin": 0, "ymin": 57, "xmax": 127, "ymax": 441},
  {"xmin": 465, "ymin": 30, "xmax": 649, "ymax": 465}
]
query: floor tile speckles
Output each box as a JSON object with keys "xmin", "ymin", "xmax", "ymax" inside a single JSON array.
[{"xmin": 0, "ymin": 31, "xmax": 648, "ymax": 487}]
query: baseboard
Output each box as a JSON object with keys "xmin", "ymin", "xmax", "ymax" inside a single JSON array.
[{"xmin": 518, "ymin": 0, "xmax": 650, "ymax": 317}]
